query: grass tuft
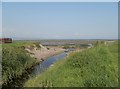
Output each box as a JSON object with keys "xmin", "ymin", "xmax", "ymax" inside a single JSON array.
[{"xmin": 25, "ymin": 42, "xmax": 118, "ymax": 87}]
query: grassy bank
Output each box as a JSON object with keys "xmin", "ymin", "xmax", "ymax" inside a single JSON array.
[
  {"xmin": 2, "ymin": 41, "xmax": 38, "ymax": 84},
  {"xmin": 25, "ymin": 42, "xmax": 118, "ymax": 87}
]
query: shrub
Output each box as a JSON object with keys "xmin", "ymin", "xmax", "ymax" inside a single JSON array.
[{"xmin": 2, "ymin": 44, "xmax": 36, "ymax": 84}]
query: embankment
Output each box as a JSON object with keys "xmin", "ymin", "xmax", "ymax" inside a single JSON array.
[
  {"xmin": 25, "ymin": 42, "xmax": 118, "ymax": 87},
  {"xmin": 2, "ymin": 41, "xmax": 65, "ymax": 86},
  {"xmin": 25, "ymin": 45, "xmax": 65, "ymax": 63}
]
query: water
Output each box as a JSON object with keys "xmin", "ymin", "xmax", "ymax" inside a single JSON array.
[
  {"xmin": 3, "ymin": 52, "xmax": 67, "ymax": 88},
  {"xmin": 31, "ymin": 52, "xmax": 67, "ymax": 77},
  {"xmin": 3, "ymin": 49, "xmax": 74, "ymax": 87}
]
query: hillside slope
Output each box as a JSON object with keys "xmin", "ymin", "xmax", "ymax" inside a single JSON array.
[
  {"xmin": 2, "ymin": 41, "xmax": 37, "ymax": 84},
  {"xmin": 25, "ymin": 42, "xmax": 118, "ymax": 87},
  {"xmin": 2, "ymin": 41, "xmax": 65, "ymax": 85}
]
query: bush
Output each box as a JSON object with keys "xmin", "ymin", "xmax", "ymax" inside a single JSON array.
[
  {"xmin": 34, "ymin": 42, "xmax": 41, "ymax": 49},
  {"xmin": 62, "ymin": 45, "xmax": 70, "ymax": 49},
  {"xmin": 2, "ymin": 45, "xmax": 36, "ymax": 84}
]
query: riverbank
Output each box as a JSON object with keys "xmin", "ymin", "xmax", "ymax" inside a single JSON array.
[
  {"xmin": 25, "ymin": 42, "xmax": 118, "ymax": 87},
  {"xmin": 25, "ymin": 46, "xmax": 65, "ymax": 63},
  {"xmin": 2, "ymin": 41, "xmax": 37, "ymax": 85},
  {"xmin": 2, "ymin": 41, "xmax": 65, "ymax": 86}
]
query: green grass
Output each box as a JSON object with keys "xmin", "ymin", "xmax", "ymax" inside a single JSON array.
[
  {"xmin": 25, "ymin": 42, "xmax": 118, "ymax": 87},
  {"xmin": 2, "ymin": 41, "xmax": 35, "ymax": 47},
  {"xmin": 2, "ymin": 41, "xmax": 38, "ymax": 84}
]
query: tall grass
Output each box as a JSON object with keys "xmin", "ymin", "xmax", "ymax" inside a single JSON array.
[
  {"xmin": 2, "ymin": 42, "xmax": 36, "ymax": 84},
  {"xmin": 25, "ymin": 42, "xmax": 118, "ymax": 87}
]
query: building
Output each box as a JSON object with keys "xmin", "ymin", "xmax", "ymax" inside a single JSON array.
[{"xmin": 0, "ymin": 38, "xmax": 12, "ymax": 44}]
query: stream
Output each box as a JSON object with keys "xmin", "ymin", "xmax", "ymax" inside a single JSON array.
[
  {"xmin": 30, "ymin": 52, "xmax": 67, "ymax": 77},
  {"xmin": 3, "ymin": 48, "xmax": 76, "ymax": 88},
  {"xmin": 3, "ymin": 51, "xmax": 68, "ymax": 88}
]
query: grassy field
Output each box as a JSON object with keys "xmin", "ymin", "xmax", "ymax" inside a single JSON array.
[
  {"xmin": 2, "ymin": 41, "xmax": 37, "ymax": 47},
  {"xmin": 25, "ymin": 41, "xmax": 118, "ymax": 87},
  {"xmin": 2, "ymin": 41, "xmax": 39, "ymax": 84}
]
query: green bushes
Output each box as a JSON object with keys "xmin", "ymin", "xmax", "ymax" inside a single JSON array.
[
  {"xmin": 33, "ymin": 42, "xmax": 41, "ymax": 49},
  {"xmin": 25, "ymin": 42, "xmax": 118, "ymax": 87},
  {"xmin": 62, "ymin": 45, "xmax": 70, "ymax": 49},
  {"xmin": 2, "ymin": 43, "xmax": 36, "ymax": 84}
]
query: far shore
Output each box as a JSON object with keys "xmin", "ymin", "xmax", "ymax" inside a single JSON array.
[{"xmin": 25, "ymin": 45, "xmax": 65, "ymax": 63}]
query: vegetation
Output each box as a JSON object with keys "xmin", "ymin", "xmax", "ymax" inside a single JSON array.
[
  {"xmin": 62, "ymin": 45, "xmax": 71, "ymax": 49},
  {"xmin": 47, "ymin": 47, "xmax": 50, "ymax": 50},
  {"xmin": 2, "ymin": 41, "xmax": 37, "ymax": 84},
  {"xmin": 25, "ymin": 42, "xmax": 118, "ymax": 87},
  {"xmin": 33, "ymin": 42, "xmax": 41, "ymax": 49},
  {"xmin": 95, "ymin": 40, "xmax": 106, "ymax": 46}
]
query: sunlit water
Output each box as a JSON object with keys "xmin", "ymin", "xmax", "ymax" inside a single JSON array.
[
  {"xmin": 3, "ymin": 49, "xmax": 75, "ymax": 87},
  {"xmin": 31, "ymin": 52, "xmax": 67, "ymax": 77}
]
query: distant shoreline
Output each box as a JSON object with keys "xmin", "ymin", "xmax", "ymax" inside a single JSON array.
[{"xmin": 13, "ymin": 39, "xmax": 118, "ymax": 41}]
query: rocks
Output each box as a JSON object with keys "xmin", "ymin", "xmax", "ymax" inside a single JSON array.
[{"xmin": 25, "ymin": 44, "xmax": 65, "ymax": 63}]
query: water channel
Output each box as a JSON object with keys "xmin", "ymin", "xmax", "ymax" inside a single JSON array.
[
  {"xmin": 3, "ymin": 51, "xmax": 68, "ymax": 88},
  {"xmin": 31, "ymin": 52, "xmax": 67, "ymax": 77}
]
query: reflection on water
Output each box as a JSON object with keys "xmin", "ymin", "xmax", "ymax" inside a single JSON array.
[
  {"xmin": 3, "ymin": 49, "xmax": 75, "ymax": 87},
  {"xmin": 31, "ymin": 52, "xmax": 67, "ymax": 77}
]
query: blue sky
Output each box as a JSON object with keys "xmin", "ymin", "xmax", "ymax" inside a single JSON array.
[
  {"xmin": 2, "ymin": 2, "xmax": 118, "ymax": 39},
  {"xmin": 1, "ymin": 0, "xmax": 119, "ymax": 2}
]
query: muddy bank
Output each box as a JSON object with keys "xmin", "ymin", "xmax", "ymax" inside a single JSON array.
[
  {"xmin": 2, "ymin": 44, "xmax": 65, "ymax": 87},
  {"xmin": 2, "ymin": 51, "xmax": 66, "ymax": 88},
  {"xmin": 25, "ymin": 44, "xmax": 65, "ymax": 63}
]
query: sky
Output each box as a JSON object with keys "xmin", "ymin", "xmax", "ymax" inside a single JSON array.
[
  {"xmin": 1, "ymin": 0, "xmax": 119, "ymax": 2},
  {"xmin": 2, "ymin": 2, "xmax": 118, "ymax": 40}
]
